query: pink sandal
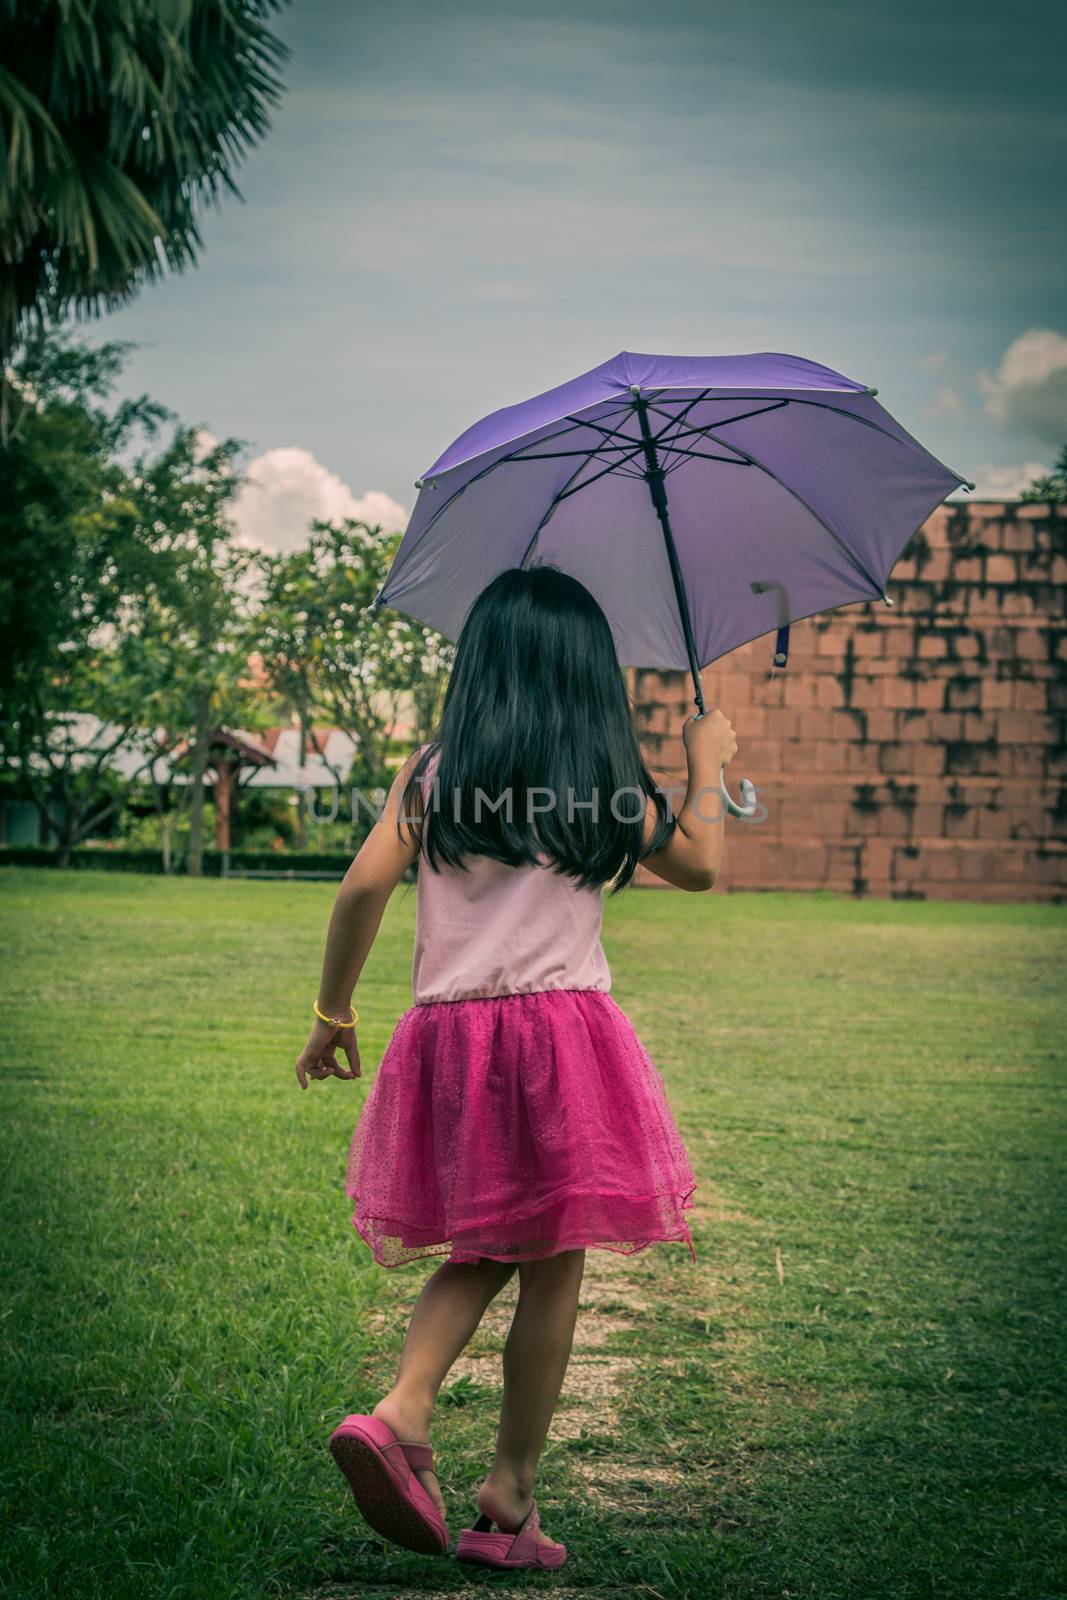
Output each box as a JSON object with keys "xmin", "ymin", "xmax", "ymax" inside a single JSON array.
[
  {"xmin": 456, "ymin": 1499, "xmax": 567, "ymax": 1570},
  {"xmin": 329, "ymin": 1414, "xmax": 449, "ymax": 1556}
]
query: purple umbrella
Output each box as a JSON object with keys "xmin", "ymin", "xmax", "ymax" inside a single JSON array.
[{"xmin": 376, "ymin": 351, "xmax": 971, "ymax": 815}]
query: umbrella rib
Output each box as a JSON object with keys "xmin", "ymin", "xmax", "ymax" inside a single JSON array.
[
  {"xmin": 554, "ymin": 442, "xmax": 651, "ymax": 501},
  {"xmin": 643, "ymin": 398, "xmax": 788, "ymax": 450},
  {"xmin": 645, "ymin": 388, "xmax": 713, "ymax": 470},
  {"xmin": 660, "ymin": 446, "xmax": 752, "ymax": 468},
  {"xmin": 645, "ymin": 393, "xmax": 963, "ymax": 577},
  {"xmin": 772, "ymin": 394, "xmax": 937, "ymax": 447},
  {"xmin": 518, "ymin": 438, "xmax": 655, "ymax": 568},
  {"xmin": 686, "ymin": 421, "xmax": 888, "ymax": 597},
  {"xmin": 508, "ymin": 442, "xmax": 645, "ymax": 462},
  {"xmin": 647, "ymin": 391, "xmax": 958, "ymax": 460},
  {"xmin": 562, "ymin": 412, "xmax": 645, "ymax": 450},
  {"xmin": 391, "ymin": 404, "xmax": 640, "ymax": 567},
  {"xmin": 402, "ymin": 378, "xmax": 960, "ymax": 488},
  {"xmin": 391, "ymin": 397, "xmax": 754, "ymax": 594},
  {"xmin": 537, "ymin": 391, "xmax": 714, "ymax": 479},
  {"xmin": 518, "ymin": 432, "xmax": 649, "ymax": 558},
  {"xmin": 517, "ymin": 458, "xmax": 592, "ymax": 569},
  {"xmin": 488, "ymin": 400, "xmax": 636, "ymax": 462},
  {"xmin": 443, "ymin": 403, "xmax": 640, "ymax": 486},
  {"xmin": 433, "ymin": 400, "xmax": 640, "ymax": 480},
  {"xmin": 763, "ymin": 397, "xmax": 971, "ymax": 481}
]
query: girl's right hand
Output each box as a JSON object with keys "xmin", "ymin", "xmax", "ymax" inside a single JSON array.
[
  {"xmin": 683, "ymin": 708, "xmax": 737, "ymax": 769},
  {"xmin": 295, "ymin": 1017, "xmax": 361, "ymax": 1089}
]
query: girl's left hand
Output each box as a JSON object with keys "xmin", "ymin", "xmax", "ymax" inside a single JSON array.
[{"xmin": 295, "ymin": 1018, "xmax": 361, "ymax": 1089}]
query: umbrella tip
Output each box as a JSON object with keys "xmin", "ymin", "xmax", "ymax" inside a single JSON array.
[
  {"xmin": 630, "ymin": 383, "xmax": 641, "ymax": 397},
  {"xmin": 414, "ymin": 478, "xmax": 424, "ymax": 489},
  {"xmin": 866, "ymin": 386, "xmax": 879, "ymax": 397}
]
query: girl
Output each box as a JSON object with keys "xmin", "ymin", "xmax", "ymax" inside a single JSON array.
[{"xmin": 294, "ymin": 566, "xmax": 737, "ymax": 1571}]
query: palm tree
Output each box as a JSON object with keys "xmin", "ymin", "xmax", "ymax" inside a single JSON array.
[{"xmin": 0, "ymin": 0, "xmax": 288, "ymax": 373}]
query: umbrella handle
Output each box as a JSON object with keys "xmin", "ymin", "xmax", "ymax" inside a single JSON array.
[
  {"xmin": 721, "ymin": 770, "xmax": 758, "ymax": 820},
  {"xmin": 689, "ymin": 712, "xmax": 758, "ymax": 818}
]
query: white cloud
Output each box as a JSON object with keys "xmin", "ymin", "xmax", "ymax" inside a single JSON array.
[
  {"xmin": 953, "ymin": 460, "xmax": 1047, "ymax": 500},
  {"xmin": 979, "ymin": 329, "xmax": 1067, "ymax": 444},
  {"xmin": 230, "ymin": 447, "xmax": 408, "ymax": 552},
  {"xmin": 921, "ymin": 384, "xmax": 964, "ymax": 421}
]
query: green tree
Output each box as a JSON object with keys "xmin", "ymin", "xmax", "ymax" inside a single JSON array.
[
  {"xmin": 254, "ymin": 520, "xmax": 451, "ymax": 838},
  {"xmin": 126, "ymin": 427, "xmax": 261, "ymax": 876},
  {"xmin": 1020, "ymin": 447, "xmax": 1067, "ymax": 505},
  {"xmin": 0, "ymin": 330, "xmax": 168, "ymax": 863},
  {"xmin": 0, "ymin": 0, "xmax": 287, "ymax": 380},
  {"xmin": 0, "ymin": 330, "xmax": 259, "ymax": 872}
]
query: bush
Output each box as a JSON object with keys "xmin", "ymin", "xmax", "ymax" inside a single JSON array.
[
  {"xmin": 0, "ymin": 846, "xmax": 56, "ymax": 869},
  {"xmin": 0, "ymin": 845, "xmax": 355, "ymax": 878}
]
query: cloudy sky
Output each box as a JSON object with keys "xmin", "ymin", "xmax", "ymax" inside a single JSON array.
[{"xmin": 100, "ymin": 0, "xmax": 1066, "ymax": 546}]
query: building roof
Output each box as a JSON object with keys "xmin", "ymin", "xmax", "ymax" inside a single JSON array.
[
  {"xmin": 26, "ymin": 715, "xmax": 359, "ymax": 789},
  {"xmin": 244, "ymin": 728, "xmax": 357, "ymax": 790}
]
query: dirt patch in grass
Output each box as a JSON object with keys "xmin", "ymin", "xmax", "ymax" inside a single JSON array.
[
  {"xmin": 440, "ymin": 1349, "xmax": 501, "ymax": 1389},
  {"xmin": 552, "ymin": 1353, "xmax": 636, "ymax": 1436},
  {"xmin": 583, "ymin": 1461, "xmax": 686, "ymax": 1513}
]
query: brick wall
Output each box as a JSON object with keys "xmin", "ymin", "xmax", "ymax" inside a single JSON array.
[{"xmin": 632, "ymin": 502, "xmax": 1066, "ymax": 901}]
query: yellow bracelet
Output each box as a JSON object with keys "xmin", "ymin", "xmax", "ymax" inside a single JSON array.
[{"xmin": 313, "ymin": 1001, "xmax": 359, "ymax": 1029}]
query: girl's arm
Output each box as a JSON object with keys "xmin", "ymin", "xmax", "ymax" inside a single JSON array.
[
  {"xmin": 295, "ymin": 755, "xmax": 422, "ymax": 1089},
  {"xmin": 640, "ymin": 709, "xmax": 738, "ymax": 892}
]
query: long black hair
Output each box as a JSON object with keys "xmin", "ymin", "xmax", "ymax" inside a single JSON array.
[{"xmin": 399, "ymin": 565, "xmax": 675, "ymax": 892}]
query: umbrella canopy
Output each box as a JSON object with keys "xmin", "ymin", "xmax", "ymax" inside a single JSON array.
[{"xmin": 378, "ymin": 350, "xmax": 971, "ymax": 679}]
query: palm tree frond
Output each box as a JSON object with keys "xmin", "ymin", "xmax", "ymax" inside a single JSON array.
[
  {"xmin": 0, "ymin": 59, "xmax": 69, "ymax": 186},
  {"xmin": 0, "ymin": 0, "xmax": 290, "ymax": 360}
]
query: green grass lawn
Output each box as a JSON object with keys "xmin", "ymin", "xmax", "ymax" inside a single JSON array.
[{"xmin": 1, "ymin": 869, "xmax": 1064, "ymax": 1600}]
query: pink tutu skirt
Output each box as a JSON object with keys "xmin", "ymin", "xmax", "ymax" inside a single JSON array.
[{"xmin": 345, "ymin": 988, "xmax": 697, "ymax": 1267}]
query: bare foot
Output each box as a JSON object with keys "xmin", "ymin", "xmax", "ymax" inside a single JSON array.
[
  {"xmin": 371, "ymin": 1394, "xmax": 446, "ymax": 1521},
  {"xmin": 477, "ymin": 1476, "xmax": 561, "ymax": 1551}
]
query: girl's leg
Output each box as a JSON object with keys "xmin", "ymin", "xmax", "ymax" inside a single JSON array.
[
  {"xmin": 373, "ymin": 1256, "xmax": 516, "ymax": 1514},
  {"xmin": 478, "ymin": 1249, "xmax": 585, "ymax": 1537}
]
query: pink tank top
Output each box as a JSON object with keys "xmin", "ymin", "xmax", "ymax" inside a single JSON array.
[{"xmin": 409, "ymin": 746, "xmax": 612, "ymax": 1005}]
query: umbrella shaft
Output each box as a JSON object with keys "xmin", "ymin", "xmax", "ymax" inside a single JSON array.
[{"xmin": 632, "ymin": 393, "xmax": 706, "ymax": 717}]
